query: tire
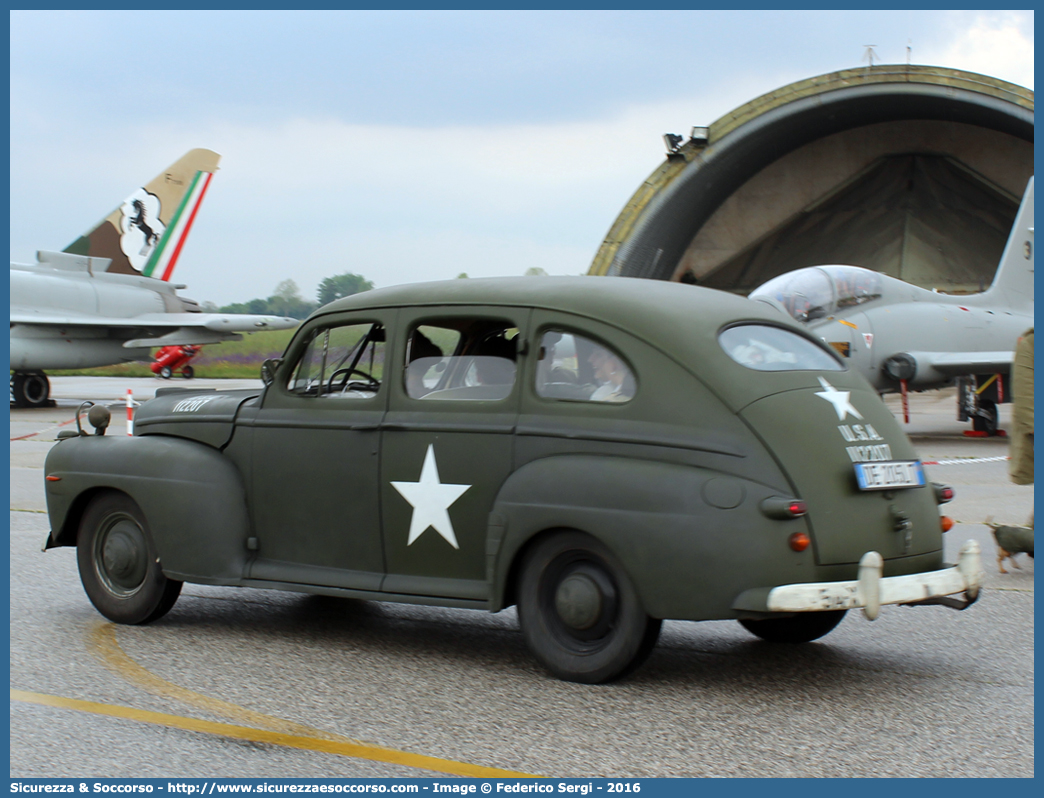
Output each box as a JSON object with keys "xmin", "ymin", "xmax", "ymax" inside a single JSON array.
[
  {"xmin": 739, "ymin": 610, "xmax": 846, "ymax": 643},
  {"xmin": 158, "ymin": 366, "xmax": 173, "ymax": 380},
  {"xmin": 76, "ymin": 492, "xmax": 182, "ymax": 625},
  {"xmin": 972, "ymin": 399, "xmax": 998, "ymax": 435},
  {"xmin": 181, "ymin": 365, "xmax": 194, "ymax": 379},
  {"xmin": 517, "ymin": 532, "xmax": 661, "ymax": 683},
  {"xmin": 11, "ymin": 372, "xmax": 50, "ymax": 408}
]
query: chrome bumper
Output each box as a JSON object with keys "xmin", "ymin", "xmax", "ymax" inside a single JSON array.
[{"xmin": 734, "ymin": 540, "xmax": 983, "ymax": 620}]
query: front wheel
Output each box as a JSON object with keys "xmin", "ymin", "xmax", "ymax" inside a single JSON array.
[
  {"xmin": 972, "ymin": 399, "xmax": 998, "ymax": 435},
  {"xmin": 739, "ymin": 610, "xmax": 846, "ymax": 643},
  {"xmin": 517, "ymin": 532, "xmax": 661, "ymax": 683},
  {"xmin": 11, "ymin": 372, "xmax": 50, "ymax": 408},
  {"xmin": 181, "ymin": 365, "xmax": 194, "ymax": 379},
  {"xmin": 76, "ymin": 492, "xmax": 182, "ymax": 624},
  {"xmin": 158, "ymin": 366, "xmax": 173, "ymax": 379}
]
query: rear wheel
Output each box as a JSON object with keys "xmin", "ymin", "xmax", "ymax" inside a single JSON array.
[
  {"xmin": 76, "ymin": 492, "xmax": 182, "ymax": 624},
  {"xmin": 518, "ymin": 532, "xmax": 661, "ymax": 683},
  {"xmin": 158, "ymin": 366, "xmax": 173, "ymax": 379},
  {"xmin": 739, "ymin": 610, "xmax": 846, "ymax": 643},
  {"xmin": 182, "ymin": 365, "xmax": 194, "ymax": 379}
]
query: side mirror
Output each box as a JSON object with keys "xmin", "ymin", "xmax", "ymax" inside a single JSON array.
[{"xmin": 261, "ymin": 358, "xmax": 283, "ymax": 387}]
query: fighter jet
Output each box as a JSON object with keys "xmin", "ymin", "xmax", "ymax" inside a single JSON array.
[
  {"xmin": 749, "ymin": 178, "xmax": 1033, "ymax": 434},
  {"xmin": 10, "ymin": 149, "xmax": 298, "ymax": 408}
]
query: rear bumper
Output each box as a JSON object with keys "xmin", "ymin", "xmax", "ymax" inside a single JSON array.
[{"xmin": 733, "ymin": 540, "xmax": 983, "ymax": 620}]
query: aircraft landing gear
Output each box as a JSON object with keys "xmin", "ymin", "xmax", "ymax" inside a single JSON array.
[
  {"xmin": 957, "ymin": 375, "xmax": 1006, "ymax": 437},
  {"xmin": 11, "ymin": 371, "xmax": 53, "ymax": 408},
  {"xmin": 971, "ymin": 399, "xmax": 999, "ymax": 435}
]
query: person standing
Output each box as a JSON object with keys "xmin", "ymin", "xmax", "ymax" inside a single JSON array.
[{"xmin": 1009, "ymin": 328, "xmax": 1034, "ymax": 525}]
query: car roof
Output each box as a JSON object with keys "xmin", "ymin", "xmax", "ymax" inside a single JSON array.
[
  {"xmin": 314, "ymin": 276, "xmax": 789, "ymax": 346},
  {"xmin": 311, "ymin": 276, "xmax": 860, "ymax": 411}
]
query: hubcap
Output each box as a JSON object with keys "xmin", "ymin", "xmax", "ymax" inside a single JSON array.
[
  {"xmin": 555, "ymin": 573, "xmax": 603, "ymax": 630},
  {"xmin": 543, "ymin": 557, "xmax": 619, "ymax": 649},
  {"xmin": 96, "ymin": 516, "xmax": 148, "ymax": 596}
]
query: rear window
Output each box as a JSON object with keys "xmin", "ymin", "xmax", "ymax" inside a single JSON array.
[{"xmin": 719, "ymin": 324, "xmax": 843, "ymax": 372}]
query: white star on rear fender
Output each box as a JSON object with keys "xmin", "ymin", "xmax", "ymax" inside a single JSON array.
[
  {"xmin": 391, "ymin": 445, "xmax": 470, "ymax": 549},
  {"xmin": 815, "ymin": 377, "xmax": 863, "ymax": 421}
]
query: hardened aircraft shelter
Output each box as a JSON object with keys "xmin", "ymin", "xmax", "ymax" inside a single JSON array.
[{"xmin": 590, "ymin": 66, "xmax": 1033, "ymax": 294}]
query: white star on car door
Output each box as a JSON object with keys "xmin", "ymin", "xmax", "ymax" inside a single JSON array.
[{"xmin": 390, "ymin": 444, "xmax": 471, "ymax": 549}]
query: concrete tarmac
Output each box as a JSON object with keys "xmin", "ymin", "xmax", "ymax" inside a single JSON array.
[{"xmin": 10, "ymin": 380, "xmax": 1034, "ymax": 778}]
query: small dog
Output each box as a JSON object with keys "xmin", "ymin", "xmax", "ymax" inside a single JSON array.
[{"xmin": 985, "ymin": 517, "xmax": 1035, "ymax": 574}]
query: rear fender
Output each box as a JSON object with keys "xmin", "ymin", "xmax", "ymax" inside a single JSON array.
[
  {"xmin": 44, "ymin": 434, "xmax": 251, "ymax": 582},
  {"xmin": 487, "ymin": 454, "xmax": 798, "ymax": 620}
]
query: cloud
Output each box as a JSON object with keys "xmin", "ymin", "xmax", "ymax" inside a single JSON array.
[
  {"xmin": 12, "ymin": 81, "xmax": 764, "ymax": 305},
  {"xmin": 922, "ymin": 11, "xmax": 1034, "ymax": 89},
  {"xmin": 11, "ymin": 11, "xmax": 1030, "ymax": 307}
]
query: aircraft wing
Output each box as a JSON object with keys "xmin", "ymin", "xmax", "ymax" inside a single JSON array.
[
  {"xmin": 10, "ymin": 308, "xmax": 298, "ymax": 348},
  {"xmin": 912, "ymin": 350, "xmax": 1015, "ymax": 376}
]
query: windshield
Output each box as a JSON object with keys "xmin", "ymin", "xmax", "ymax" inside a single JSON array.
[{"xmin": 750, "ymin": 265, "xmax": 883, "ymax": 323}]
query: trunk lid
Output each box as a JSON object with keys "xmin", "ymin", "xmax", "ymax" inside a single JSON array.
[{"xmin": 740, "ymin": 378, "xmax": 942, "ymax": 566}]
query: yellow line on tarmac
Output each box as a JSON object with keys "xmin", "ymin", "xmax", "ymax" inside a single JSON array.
[
  {"xmin": 12, "ymin": 690, "xmax": 538, "ymax": 778},
  {"xmin": 86, "ymin": 622, "xmax": 359, "ymax": 743},
  {"xmin": 82, "ymin": 622, "xmax": 539, "ymax": 777}
]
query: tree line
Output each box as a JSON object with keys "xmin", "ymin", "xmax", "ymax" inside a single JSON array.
[
  {"xmin": 209, "ymin": 272, "xmax": 375, "ymax": 320},
  {"xmin": 208, "ymin": 267, "xmax": 555, "ymax": 320}
]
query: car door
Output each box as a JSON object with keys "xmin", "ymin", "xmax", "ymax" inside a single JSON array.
[
  {"xmin": 248, "ymin": 310, "xmax": 394, "ymax": 591},
  {"xmin": 379, "ymin": 307, "xmax": 527, "ymax": 601}
]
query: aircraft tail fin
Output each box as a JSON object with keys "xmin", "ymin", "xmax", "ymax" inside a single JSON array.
[
  {"xmin": 62, "ymin": 149, "xmax": 221, "ymax": 280},
  {"xmin": 982, "ymin": 177, "xmax": 1034, "ymax": 310}
]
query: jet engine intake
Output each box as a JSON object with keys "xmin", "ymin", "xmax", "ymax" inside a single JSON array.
[
  {"xmin": 883, "ymin": 352, "xmax": 948, "ymax": 388},
  {"xmin": 884, "ymin": 353, "xmax": 918, "ymax": 382}
]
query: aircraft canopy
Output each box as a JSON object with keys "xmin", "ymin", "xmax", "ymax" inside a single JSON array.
[{"xmin": 749, "ymin": 265, "xmax": 883, "ymax": 323}]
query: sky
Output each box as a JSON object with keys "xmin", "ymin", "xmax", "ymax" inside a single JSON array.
[{"xmin": 9, "ymin": 9, "xmax": 1035, "ymax": 308}]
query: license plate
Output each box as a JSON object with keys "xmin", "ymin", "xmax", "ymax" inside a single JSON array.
[{"xmin": 854, "ymin": 460, "xmax": 925, "ymax": 490}]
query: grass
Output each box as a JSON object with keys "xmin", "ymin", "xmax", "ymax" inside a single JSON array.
[{"xmin": 47, "ymin": 329, "xmax": 299, "ymax": 379}]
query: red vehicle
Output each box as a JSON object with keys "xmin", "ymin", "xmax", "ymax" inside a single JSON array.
[{"xmin": 150, "ymin": 345, "xmax": 201, "ymax": 379}]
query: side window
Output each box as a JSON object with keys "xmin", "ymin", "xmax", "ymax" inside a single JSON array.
[
  {"xmin": 289, "ymin": 322, "xmax": 385, "ymax": 398},
  {"xmin": 404, "ymin": 320, "xmax": 519, "ymax": 401},
  {"xmin": 405, "ymin": 326, "xmax": 461, "ymax": 398},
  {"xmin": 536, "ymin": 331, "xmax": 636, "ymax": 403}
]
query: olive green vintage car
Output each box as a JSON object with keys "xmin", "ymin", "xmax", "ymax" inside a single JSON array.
[{"xmin": 44, "ymin": 277, "xmax": 982, "ymax": 683}]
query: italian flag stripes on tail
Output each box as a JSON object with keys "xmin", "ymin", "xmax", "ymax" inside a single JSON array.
[{"xmin": 141, "ymin": 169, "xmax": 214, "ymax": 281}]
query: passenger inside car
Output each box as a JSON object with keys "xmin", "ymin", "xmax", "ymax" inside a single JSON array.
[
  {"xmin": 537, "ymin": 331, "xmax": 635, "ymax": 403},
  {"xmin": 587, "ymin": 346, "xmax": 633, "ymax": 402}
]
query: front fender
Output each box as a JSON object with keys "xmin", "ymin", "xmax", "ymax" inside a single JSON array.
[
  {"xmin": 44, "ymin": 434, "xmax": 251, "ymax": 583},
  {"xmin": 488, "ymin": 454, "xmax": 809, "ymax": 621}
]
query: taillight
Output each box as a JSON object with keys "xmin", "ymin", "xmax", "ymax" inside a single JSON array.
[
  {"xmin": 760, "ymin": 496, "xmax": 808, "ymax": 519},
  {"xmin": 788, "ymin": 532, "xmax": 811, "ymax": 551},
  {"xmin": 940, "ymin": 516, "xmax": 954, "ymax": 532},
  {"xmin": 932, "ymin": 482, "xmax": 955, "ymax": 504}
]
